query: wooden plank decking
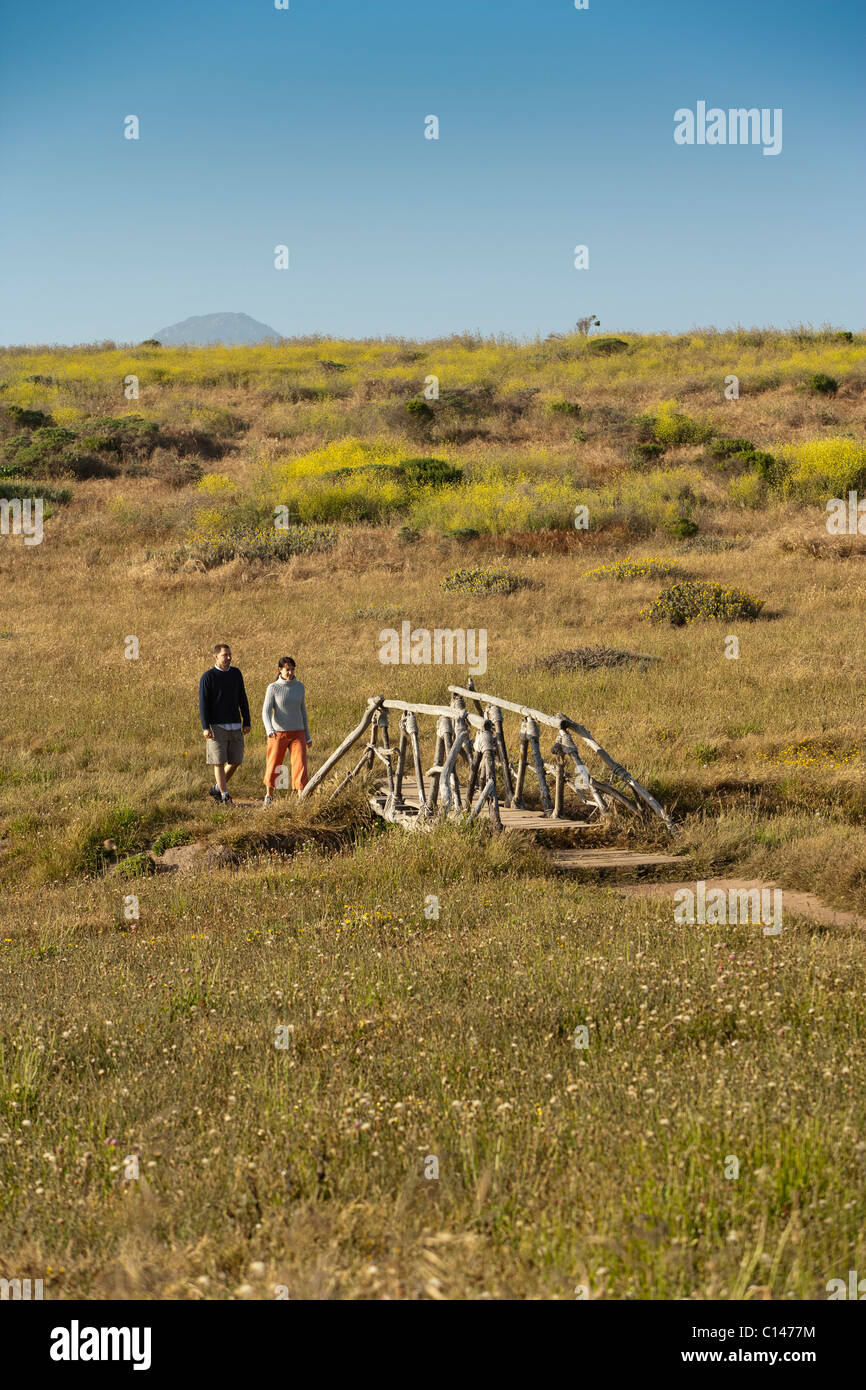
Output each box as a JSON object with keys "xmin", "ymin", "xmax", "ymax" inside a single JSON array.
[{"xmin": 376, "ymin": 776, "xmax": 593, "ymax": 832}]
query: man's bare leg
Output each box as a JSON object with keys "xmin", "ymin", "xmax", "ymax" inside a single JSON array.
[
  {"xmin": 214, "ymin": 765, "xmax": 228, "ymax": 795},
  {"xmin": 224, "ymin": 763, "xmax": 238, "ymax": 782}
]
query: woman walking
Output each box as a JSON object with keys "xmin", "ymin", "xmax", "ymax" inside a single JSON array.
[{"xmin": 261, "ymin": 656, "xmax": 312, "ymax": 805}]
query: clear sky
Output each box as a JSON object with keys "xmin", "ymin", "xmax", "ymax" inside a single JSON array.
[{"xmin": 1, "ymin": 0, "xmax": 863, "ymax": 343}]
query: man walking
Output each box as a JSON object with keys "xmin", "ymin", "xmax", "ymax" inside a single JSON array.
[
  {"xmin": 199, "ymin": 643, "xmax": 251, "ymax": 805},
  {"xmin": 261, "ymin": 656, "xmax": 312, "ymax": 806}
]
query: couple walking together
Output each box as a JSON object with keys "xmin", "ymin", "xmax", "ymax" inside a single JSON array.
[{"xmin": 198, "ymin": 643, "xmax": 312, "ymax": 807}]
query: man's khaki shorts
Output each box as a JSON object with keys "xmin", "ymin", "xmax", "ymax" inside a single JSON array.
[{"xmin": 205, "ymin": 726, "xmax": 245, "ymax": 765}]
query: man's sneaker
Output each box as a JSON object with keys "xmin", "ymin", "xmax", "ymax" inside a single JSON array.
[
  {"xmin": 208, "ymin": 785, "xmax": 221, "ymax": 801},
  {"xmin": 263, "ymin": 793, "xmax": 272, "ymax": 808},
  {"xmin": 220, "ymin": 793, "xmax": 233, "ymax": 806}
]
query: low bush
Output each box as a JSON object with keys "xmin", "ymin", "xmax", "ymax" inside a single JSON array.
[
  {"xmin": 642, "ymin": 580, "xmax": 765, "ymax": 626},
  {"xmin": 628, "ymin": 441, "xmax": 666, "ymax": 467},
  {"xmin": 441, "ymin": 564, "xmax": 529, "ymax": 596},
  {"xmin": 3, "ymin": 428, "xmax": 116, "ymax": 480},
  {"xmin": 405, "ymin": 397, "xmax": 434, "ymax": 423},
  {"xmin": 804, "ymin": 372, "xmax": 839, "ymax": 396},
  {"xmin": 152, "ymin": 828, "xmax": 192, "ymax": 854},
  {"xmin": 709, "ymin": 437, "xmax": 756, "ymax": 460},
  {"xmin": 589, "ymin": 337, "xmax": 629, "ymax": 355},
  {"xmin": 172, "ymin": 521, "xmax": 336, "ymax": 570},
  {"xmin": 3, "ymin": 405, "xmax": 52, "ymax": 428},
  {"xmin": 79, "ymin": 415, "xmax": 160, "ymax": 457},
  {"xmin": 665, "ymin": 516, "xmax": 699, "ymax": 539},
  {"xmin": 583, "ymin": 557, "xmax": 680, "ymax": 582},
  {"xmin": 115, "ymin": 852, "xmax": 157, "ymax": 878},
  {"xmin": 536, "ymin": 646, "xmax": 656, "ymax": 672},
  {"xmin": 401, "ymin": 456, "xmax": 462, "ymax": 486}
]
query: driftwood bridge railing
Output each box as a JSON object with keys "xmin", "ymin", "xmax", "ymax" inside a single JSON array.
[{"xmin": 299, "ymin": 679, "xmax": 675, "ymax": 834}]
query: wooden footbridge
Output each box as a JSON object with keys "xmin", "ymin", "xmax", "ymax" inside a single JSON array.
[{"xmin": 300, "ymin": 679, "xmax": 675, "ymax": 835}]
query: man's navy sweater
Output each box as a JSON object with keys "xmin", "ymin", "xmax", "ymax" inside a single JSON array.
[{"xmin": 199, "ymin": 666, "xmax": 251, "ymax": 730}]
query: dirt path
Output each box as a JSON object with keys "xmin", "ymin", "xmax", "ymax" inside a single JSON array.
[{"xmin": 615, "ymin": 877, "xmax": 866, "ymax": 932}]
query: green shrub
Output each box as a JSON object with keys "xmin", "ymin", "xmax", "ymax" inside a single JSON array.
[
  {"xmin": 642, "ymin": 580, "xmax": 765, "ymax": 626},
  {"xmin": 4, "ymin": 426, "xmax": 120, "ymax": 480},
  {"xmin": 80, "ymin": 414, "xmax": 160, "ymax": 458},
  {"xmin": 152, "ymin": 828, "xmax": 192, "ymax": 854},
  {"xmin": 0, "ymin": 480, "xmax": 71, "ymax": 505},
  {"xmin": 5, "ymin": 427, "xmax": 76, "ymax": 466},
  {"xmin": 589, "ymin": 337, "xmax": 629, "ymax": 355},
  {"xmin": 405, "ymin": 397, "xmax": 434, "ymax": 422},
  {"xmin": 441, "ymin": 565, "xmax": 529, "ymax": 596},
  {"xmin": 547, "ymin": 399, "xmax": 582, "ymax": 417},
  {"xmin": 115, "ymin": 852, "xmax": 157, "ymax": 878},
  {"xmin": 804, "ymin": 372, "xmax": 839, "ymax": 396},
  {"xmin": 710, "ymin": 437, "xmax": 755, "ymax": 460},
  {"xmin": 627, "ymin": 441, "xmax": 666, "ymax": 467},
  {"xmin": 748, "ymin": 450, "xmax": 786, "ymax": 487},
  {"xmin": 666, "ymin": 516, "xmax": 699, "ymax": 539},
  {"xmin": 3, "ymin": 405, "xmax": 51, "ymax": 429},
  {"xmin": 401, "ymin": 456, "xmax": 462, "ymax": 486}
]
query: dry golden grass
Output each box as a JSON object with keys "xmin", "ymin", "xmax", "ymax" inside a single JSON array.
[{"xmin": 1, "ymin": 331, "xmax": 865, "ymax": 1299}]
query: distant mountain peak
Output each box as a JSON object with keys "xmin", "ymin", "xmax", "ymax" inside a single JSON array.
[{"xmin": 150, "ymin": 312, "xmax": 283, "ymax": 346}]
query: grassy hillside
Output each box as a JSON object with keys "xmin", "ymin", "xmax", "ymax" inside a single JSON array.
[{"xmin": 1, "ymin": 327, "xmax": 865, "ymax": 1298}]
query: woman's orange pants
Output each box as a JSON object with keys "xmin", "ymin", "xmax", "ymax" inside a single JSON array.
[{"xmin": 264, "ymin": 730, "xmax": 308, "ymax": 791}]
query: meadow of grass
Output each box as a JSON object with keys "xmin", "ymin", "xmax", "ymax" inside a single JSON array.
[{"xmin": 1, "ymin": 327, "xmax": 865, "ymax": 1299}]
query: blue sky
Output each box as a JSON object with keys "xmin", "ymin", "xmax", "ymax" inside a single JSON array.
[{"xmin": 1, "ymin": 0, "xmax": 863, "ymax": 343}]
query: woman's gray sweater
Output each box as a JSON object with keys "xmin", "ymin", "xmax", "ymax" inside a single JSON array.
[{"xmin": 261, "ymin": 678, "xmax": 310, "ymax": 738}]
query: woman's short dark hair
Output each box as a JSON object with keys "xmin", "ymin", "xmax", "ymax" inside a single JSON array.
[{"xmin": 278, "ymin": 656, "xmax": 295, "ymax": 670}]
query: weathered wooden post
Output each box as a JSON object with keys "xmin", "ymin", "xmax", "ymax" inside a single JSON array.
[
  {"xmin": 439, "ymin": 717, "xmax": 469, "ymax": 814},
  {"xmin": 552, "ymin": 740, "xmax": 566, "ymax": 819},
  {"xmin": 392, "ymin": 713, "xmax": 409, "ymax": 808},
  {"xmin": 377, "ymin": 706, "xmax": 394, "ymax": 799},
  {"xmin": 469, "ymin": 726, "xmax": 502, "ymax": 830},
  {"xmin": 300, "ymin": 696, "xmax": 384, "ymax": 799},
  {"xmin": 450, "ymin": 694, "xmax": 472, "ymax": 767},
  {"xmin": 425, "ymin": 714, "xmax": 451, "ymax": 814},
  {"xmin": 486, "ymin": 702, "xmax": 515, "ymax": 806},
  {"xmin": 466, "ymin": 722, "xmax": 489, "ymax": 805},
  {"xmin": 562, "ymin": 716, "xmax": 676, "ymax": 832},
  {"xmin": 406, "ymin": 709, "xmax": 426, "ymax": 811},
  {"xmin": 525, "ymin": 715, "xmax": 553, "ymax": 813},
  {"xmin": 555, "ymin": 721, "xmax": 607, "ymax": 817},
  {"xmin": 514, "ymin": 718, "xmax": 529, "ymax": 809}
]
